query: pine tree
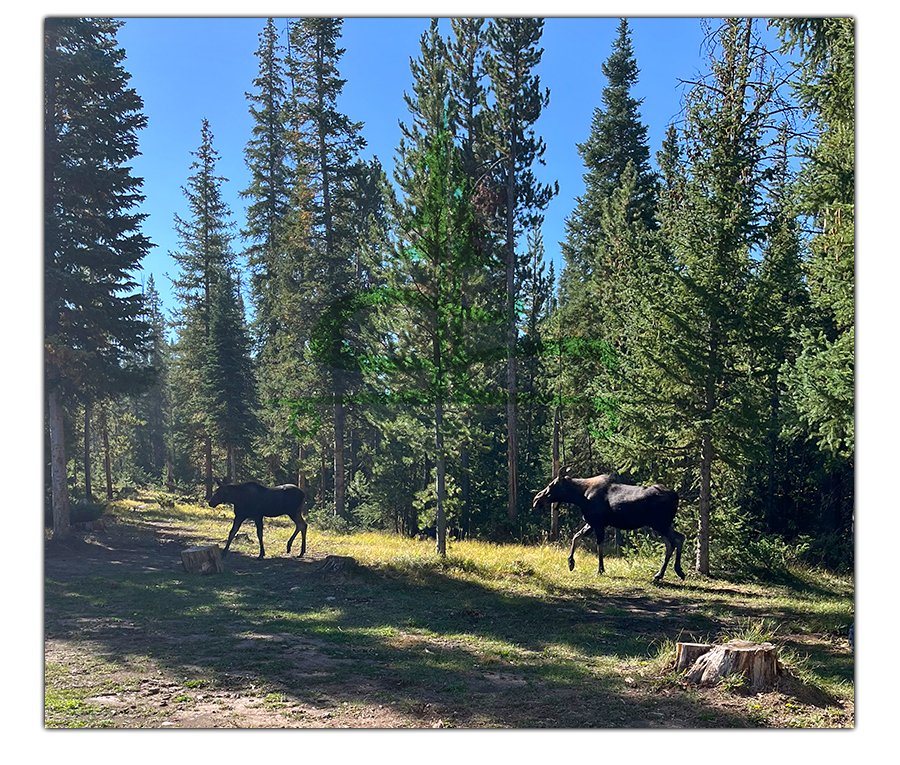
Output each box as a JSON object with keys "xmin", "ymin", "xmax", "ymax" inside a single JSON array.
[
  {"xmin": 287, "ymin": 17, "xmax": 366, "ymax": 520},
  {"xmin": 376, "ymin": 19, "xmax": 499, "ymax": 552},
  {"xmin": 242, "ymin": 18, "xmax": 318, "ymax": 486},
  {"xmin": 484, "ymin": 17, "xmax": 557, "ymax": 523},
  {"xmin": 649, "ymin": 18, "xmax": 782, "ymax": 574},
  {"xmin": 45, "ymin": 17, "xmax": 153, "ymax": 537},
  {"xmin": 556, "ymin": 19, "xmax": 658, "ymax": 478},
  {"xmin": 562, "ymin": 18, "xmax": 657, "ymax": 283},
  {"xmin": 776, "ymin": 18, "xmax": 854, "ymax": 461},
  {"xmin": 132, "ymin": 275, "xmax": 172, "ymax": 482},
  {"xmin": 170, "ymin": 119, "xmax": 240, "ymax": 497}
]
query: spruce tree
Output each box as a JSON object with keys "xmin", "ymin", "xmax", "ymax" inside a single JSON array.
[
  {"xmin": 132, "ymin": 275, "xmax": 172, "ymax": 482},
  {"xmin": 562, "ymin": 18, "xmax": 657, "ymax": 283},
  {"xmin": 242, "ymin": 18, "xmax": 318, "ymax": 486},
  {"xmin": 776, "ymin": 18, "xmax": 854, "ymax": 461},
  {"xmin": 557, "ymin": 19, "xmax": 657, "ymax": 478},
  {"xmin": 170, "ymin": 119, "xmax": 240, "ymax": 496},
  {"xmin": 484, "ymin": 17, "xmax": 557, "ymax": 523},
  {"xmin": 287, "ymin": 17, "xmax": 366, "ymax": 520},
  {"xmin": 202, "ymin": 266, "xmax": 258, "ymax": 481},
  {"xmin": 45, "ymin": 17, "xmax": 153, "ymax": 537},
  {"xmin": 649, "ymin": 18, "xmax": 782, "ymax": 573}
]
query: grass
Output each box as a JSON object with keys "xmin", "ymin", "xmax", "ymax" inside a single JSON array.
[{"xmin": 44, "ymin": 493, "xmax": 854, "ymax": 728}]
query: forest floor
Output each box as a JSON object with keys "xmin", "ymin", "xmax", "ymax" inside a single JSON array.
[{"xmin": 44, "ymin": 494, "xmax": 854, "ymax": 730}]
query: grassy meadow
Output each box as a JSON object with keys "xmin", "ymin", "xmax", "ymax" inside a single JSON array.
[{"xmin": 44, "ymin": 493, "xmax": 854, "ymax": 729}]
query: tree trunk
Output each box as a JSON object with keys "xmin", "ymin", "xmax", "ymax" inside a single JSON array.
[
  {"xmin": 505, "ymin": 147, "xmax": 518, "ymax": 523},
  {"xmin": 696, "ymin": 432, "xmax": 712, "ymax": 574},
  {"xmin": 204, "ymin": 435, "xmax": 213, "ymax": 500},
  {"xmin": 435, "ymin": 400, "xmax": 447, "ymax": 557},
  {"xmin": 550, "ymin": 406, "xmax": 561, "ymax": 541},
  {"xmin": 100, "ymin": 406, "xmax": 113, "ymax": 501},
  {"xmin": 166, "ymin": 459, "xmax": 175, "ymax": 493},
  {"xmin": 83, "ymin": 404, "xmax": 93, "ymax": 501},
  {"xmin": 227, "ymin": 443, "xmax": 236, "ymax": 483},
  {"xmin": 320, "ymin": 441, "xmax": 328, "ymax": 508},
  {"xmin": 333, "ymin": 397, "xmax": 346, "ymax": 519},
  {"xmin": 297, "ymin": 444, "xmax": 307, "ymax": 494},
  {"xmin": 682, "ymin": 640, "xmax": 780, "ymax": 690},
  {"xmin": 48, "ymin": 387, "xmax": 70, "ymax": 539},
  {"xmin": 461, "ymin": 441, "xmax": 470, "ymax": 540}
]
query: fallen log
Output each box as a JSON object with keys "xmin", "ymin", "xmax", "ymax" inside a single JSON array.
[
  {"xmin": 681, "ymin": 639, "xmax": 780, "ymax": 689},
  {"xmin": 181, "ymin": 544, "xmax": 224, "ymax": 575}
]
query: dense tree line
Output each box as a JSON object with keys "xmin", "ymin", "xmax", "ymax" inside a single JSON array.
[{"xmin": 45, "ymin": 17, "xmax": 854, "ymax": 573}]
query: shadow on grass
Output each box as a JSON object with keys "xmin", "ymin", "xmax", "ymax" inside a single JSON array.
[{"xmin": 46, "ymin": 515, "xmax": 853, "ymax": 728}]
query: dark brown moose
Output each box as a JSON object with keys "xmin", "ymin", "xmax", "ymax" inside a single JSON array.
[
  {"xmin": 209, "ymin": 480, "xmax": 307, "ymax": 560},
  {"xmin": 532, "ymin": 468, "xmax": 685, "ymax": 582}
]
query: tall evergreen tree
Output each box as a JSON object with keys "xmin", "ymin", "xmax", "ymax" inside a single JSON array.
[
  {"xmin": 132, "ymin": 275, "xmax": 172, "ymax": 482},
  {"xmin": 562, "ymin": 18, "xmax": 657, "ymax": 284},
  {"xmin": 287, "ymin": 17, "xmax": 366, "ymax": 520},
  {"xmin": 170, "ymin": 119, "xmax": 240, "ymax": 496},
  {"xmin": 647, "ymin": 18, "xmax": 782, "ymax": 573},
  {"xmin": 775, "ymin": 18, "xmax": 854, "ymax": 462},
  {"xmin": 45, "ymin": 17, "xmax": 153, "ymax": 537},
  {"xmin": 557, "ymin": 19, "xmax": 657, "ymax": 478},
  {"xmin": 202, "ymin": 266, "xmax": 258, "ymax": 481},
  {"xmin": 242, "ymin": 18, "xmax": 318, "ymax": 486},
  {"xmin": 484, "ymin": 17, "xmax": 557, "ymax": 522}
]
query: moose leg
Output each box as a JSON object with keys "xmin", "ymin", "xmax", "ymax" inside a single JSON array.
[
  {"xmin": 654, "ymin": 526, "xmax": 686, "ymax": 582},
  {"xmin": 286, "ymin": 513, "xmax": 308, "ymax": 557},
  {"xmin": 222, "ymin": 515, "xmax": 244, "ymax": 557},
  {"xmin": 568, "ymin": 523, "xmax": 592, "ymax": 571},
  {"xmin": 672, "ymin": 528, "xmax": 686, "ymax": 580},
  {"xmin": 254, "ymin": 517, "xmax": 265, "ymax": 559},
  {"xmin": 654, "ymin": 534, "xmax": 674, "ymax": 582},
  {"xmin": 594, "ymin": 525, "xmax": 606, "ymax": 575}
]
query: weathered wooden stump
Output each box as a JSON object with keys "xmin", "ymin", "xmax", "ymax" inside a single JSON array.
[
  {"xmin": 181, "ymin": 544, "xmax": 224, "ymax": 575},
  {"xmin": 675, "ymin": 642, "xmax": 713, "ymax": 672},
  {"xmin": 681, "ymin": 639, "xmax": 780, "ymax": 689},
  {"xmin": 317, "ymin": 555, "xmax": 357, "ymax": 574}
]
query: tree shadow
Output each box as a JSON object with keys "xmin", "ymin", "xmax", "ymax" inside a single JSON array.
[{"xmin": 44, "ymin": 523, "xmax": 852, "ymax": 728}]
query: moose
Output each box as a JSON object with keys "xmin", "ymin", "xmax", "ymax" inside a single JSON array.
[
  {"xmin": 532, "ymin": 467, "xmax": 685, "ymax": 583},
  {"xmin": 208, "ymin": 480, "xmax": 307, "ymax": 560}
]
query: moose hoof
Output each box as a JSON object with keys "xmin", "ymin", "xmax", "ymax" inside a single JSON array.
[{"xmin": 567, "ymin": 558, "xmax": 575, "ymax": 571}]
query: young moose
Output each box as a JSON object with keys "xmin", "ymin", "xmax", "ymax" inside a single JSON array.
[
  {"xmin": 532, "ymin": 468, "xmax": 685, "ymax": 582},
  {"xmin": 209, "ymin": 480, "xmax": 307, "ymax": 560}
]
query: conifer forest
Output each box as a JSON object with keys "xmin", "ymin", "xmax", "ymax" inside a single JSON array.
[{"xmin": 45, "ymin": 17, "xmax": 855, "ymax": 575}]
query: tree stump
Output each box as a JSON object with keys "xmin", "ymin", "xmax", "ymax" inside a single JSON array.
[
  {"xmin": 317, "ymin": 555, "xmax": 357, "ymax": 574},
  {"xmin": 682, "ymin": 639, "xmax": 780, "ymax": 689},
  {"xmin": 181, "ymin": 545, "xmax": 224, "ymax": 575},
  {"xmin": 675, "ymin": 642, "xmax": 713, "ymax": 672}
]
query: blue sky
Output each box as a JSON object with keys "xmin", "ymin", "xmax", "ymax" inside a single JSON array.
[{"xmin": 115, "ymin": 16, "xmax": 784, "ymax": 321}]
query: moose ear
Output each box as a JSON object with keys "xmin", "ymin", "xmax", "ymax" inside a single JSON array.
[
  {"xmin": 215, "ymin": 478, "xmax": 224, "ymax": 488},
  {"xmin": 560, "ymin": 466, "xmax": 572, "ymax": 477}
]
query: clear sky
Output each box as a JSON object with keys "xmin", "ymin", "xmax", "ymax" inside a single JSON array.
[{"xmin": 114, "ymin": 16, "xmax": 784, "ymax": 320}]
